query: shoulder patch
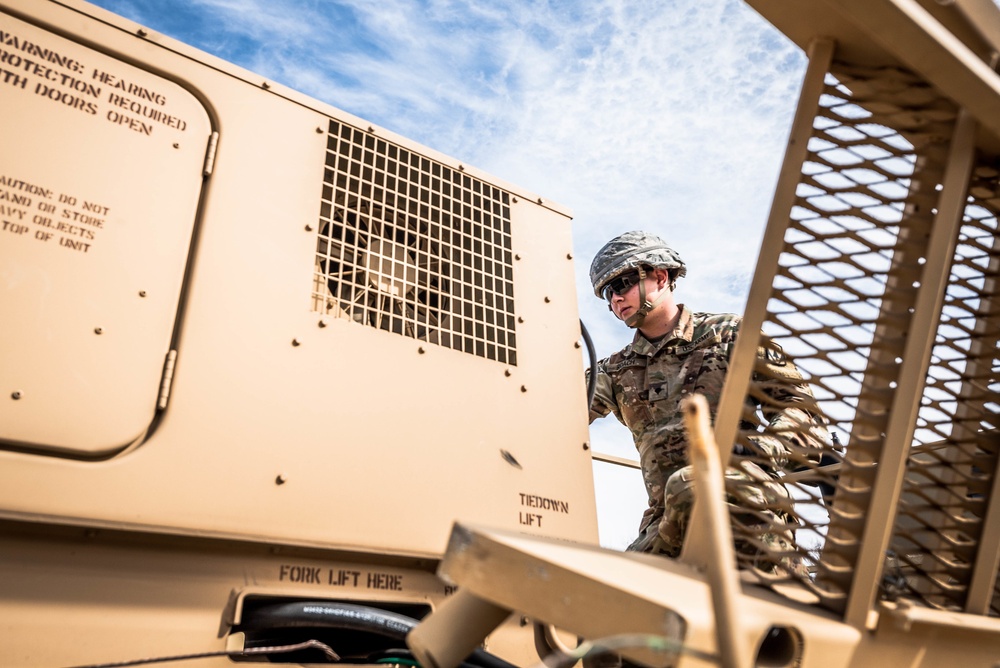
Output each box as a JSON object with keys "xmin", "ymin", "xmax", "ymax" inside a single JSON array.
[{"xmin": 758, "ymin": 340, "xmax": 788, "ymax": 367}]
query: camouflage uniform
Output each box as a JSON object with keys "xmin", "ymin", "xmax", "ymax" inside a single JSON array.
[{"xmin": 589, "ymin": 306, "xmax": 817, "ymax": 562}]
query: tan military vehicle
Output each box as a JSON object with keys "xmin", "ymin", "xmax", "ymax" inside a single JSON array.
[
  {"xmin": 1, "ymin": 0, "xmax": 998, "ymax": 667},
  {"xmin": 0, "ymin": 0, "xmax": 594, "ymax": 665}
]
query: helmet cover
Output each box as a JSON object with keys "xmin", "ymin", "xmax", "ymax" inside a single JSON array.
[{"xmin": 589, "ymin": 230, "xmax": 687, "ymax": 298}]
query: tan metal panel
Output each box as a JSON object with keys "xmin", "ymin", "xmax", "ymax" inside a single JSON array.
[
  {"xmin": 0, "ymin": 522, "xmax": 551, "ymax": 667},
  {"xmin": 0, "ymin": 0, "xmax": 598, "ymax": 561},
  {"xmin": 0, "ymin": 8, "xmax": 211, "ymax": 456}
]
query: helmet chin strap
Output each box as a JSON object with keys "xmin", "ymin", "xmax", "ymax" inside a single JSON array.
[{"xmin": 610, "ymin": 266, "xmax": 670, "ymax": 328}]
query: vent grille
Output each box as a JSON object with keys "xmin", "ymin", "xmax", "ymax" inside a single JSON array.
[
  {"xmin": 312, "ymin": 120, "xmax": 517, "ymax": 364},
  {"xmin": 724, "ymin": 61, "xmax": 999, "ymax": 617}
]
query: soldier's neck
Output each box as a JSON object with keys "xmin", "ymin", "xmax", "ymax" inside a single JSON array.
[{"xmin": 638, "ymin": 301, "xmax": 681, "ymax": 341}]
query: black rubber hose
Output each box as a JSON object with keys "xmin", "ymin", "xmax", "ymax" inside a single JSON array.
[
  {"xmin": 239, "ymin": 601, "xmax": 518, "ymax": 668},
  {"xmin": 240, "ymin": 601, "xmax": 416, "ymax": 638},
  {"xmin": 580, "ymin": 319, "xmax": 598, "ymax": 410}
]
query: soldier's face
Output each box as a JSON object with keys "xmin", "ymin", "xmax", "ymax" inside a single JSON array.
[
  {"xmin": 609, "ymin": 275, "xmax": 645, "ymax": 321},
  {"xmin": 608, "ymin": 268, "xmax": 670, "ymax": 322}
]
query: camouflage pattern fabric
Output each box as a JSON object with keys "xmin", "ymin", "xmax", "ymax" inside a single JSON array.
[
  {"xmin": 647, "ymin": 461, "xmax": 806, "ymax": 576},
  {"xmin": 588, "ymin": 306, "xmax": 823, "ymax": 569}
]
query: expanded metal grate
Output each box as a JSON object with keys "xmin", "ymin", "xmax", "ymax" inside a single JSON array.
[
  {"xmin": 312, "ymin": 120, "xmax": 517, "ymax": 364},
  {"xmin": 897, "ymin": 166, "xmax": 1000, "ymax": 614},
  {"xmin": 725, "ymin": 60, "xmax": 1000, "ymax": 616}
]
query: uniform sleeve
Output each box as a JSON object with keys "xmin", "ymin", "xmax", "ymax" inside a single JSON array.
[
  {"xmin": 587, "ymin": 358, "xmax": 621, "ymax": 424},
  {"xmin": 751, "ymin": 336, "xmax": 829, "ymax": 469}
]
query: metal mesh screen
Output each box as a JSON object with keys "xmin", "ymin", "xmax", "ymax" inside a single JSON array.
[
  {"xmin": 894, "ymin": 165, "xmax": 1000, "ymax": 613},
  {"xmin": 312, "ymin": 119, "xmax": 517, "ymax": 364},
  {"xmin": 725, "ymin": 61, "xmax": 999, "ymax": 616}
]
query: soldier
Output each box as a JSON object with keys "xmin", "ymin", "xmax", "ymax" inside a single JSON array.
[{"xmin": 588, "ymin": 230, "xmax": 825, "ymax": 570}]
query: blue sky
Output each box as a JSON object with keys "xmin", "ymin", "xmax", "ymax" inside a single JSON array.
[{"xmin": 87, "ymin": 0, "xmax": 808, "ymax": 548}]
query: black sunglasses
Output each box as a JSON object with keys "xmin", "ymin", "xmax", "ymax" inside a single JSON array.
[{"xmin": 602, "ymin": 271, "xmax": 643, "ymax": 301}]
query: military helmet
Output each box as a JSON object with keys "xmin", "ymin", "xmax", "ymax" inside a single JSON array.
[{"xmin": 589, "ymin": 230, "xmax": 687, "ymax": 298}]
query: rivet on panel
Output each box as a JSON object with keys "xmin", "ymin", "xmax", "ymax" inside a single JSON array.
[
  {"xmin": 518, "ymin": 317, "xmax": 524, "ymax": 324},
  {"xmin": 512, "ymin": 197, "xmax": 518, "ymax": 204},
  {"xmin": 514, "ymin": 254, "xmax": 521, "ymax": 261},
  {"xmin": 275, "ymin": 474, "xmax": 287, "ymax": 485},
  {"xmin": 418, "ymin": 347, "xmax": 426, "ymax": 355},
  {"xmin": 11, "ymin": 391, "xmax": 22, "ymax": 400},
  {"xmin": 316, "ymin": 127, "xmax": 324, "ymax": 134},
  {"xmin": 292, "ymin": 338, "xmax": 301, "ymax": 347},
  {"xmin": 544, "ymin": 296, "xmax": 551, "ymax": 303},
  {"xmin": 138, "ymin": 290, "xmax": 147, "ymax": 298},
  {"xmin": 305, "ymin": 224, "xmax": 314, "ymax": 232},
  {"xmin": 172, "ymin": 143, "xmax": 179, "ymax": 149},
  {"xmin": 318, "ymin": 318, "xmax": 328, "ymax": 328},
  {"xmin": 504, "ymin": 369, "xmax": 512, "ymax": 377},
  {"xmin": 566, "ymin": 253, "xmax": 573, "ymax": 260},
  {"xmin": 94, "ymin": 327, "xmax": 103, "ymax": 335}
]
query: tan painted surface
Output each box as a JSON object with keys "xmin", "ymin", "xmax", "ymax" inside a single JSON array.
[
  {"xmin": 3, "ymin": 0, "xmax": 1000, "ymax": 666},
  {"xmin": 0, "ymin": 0, "xmax": 595, "ymax": 664},
  {"xmin": 0, "ymin": 0, "xmax": 596, "ymax": 557}
]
